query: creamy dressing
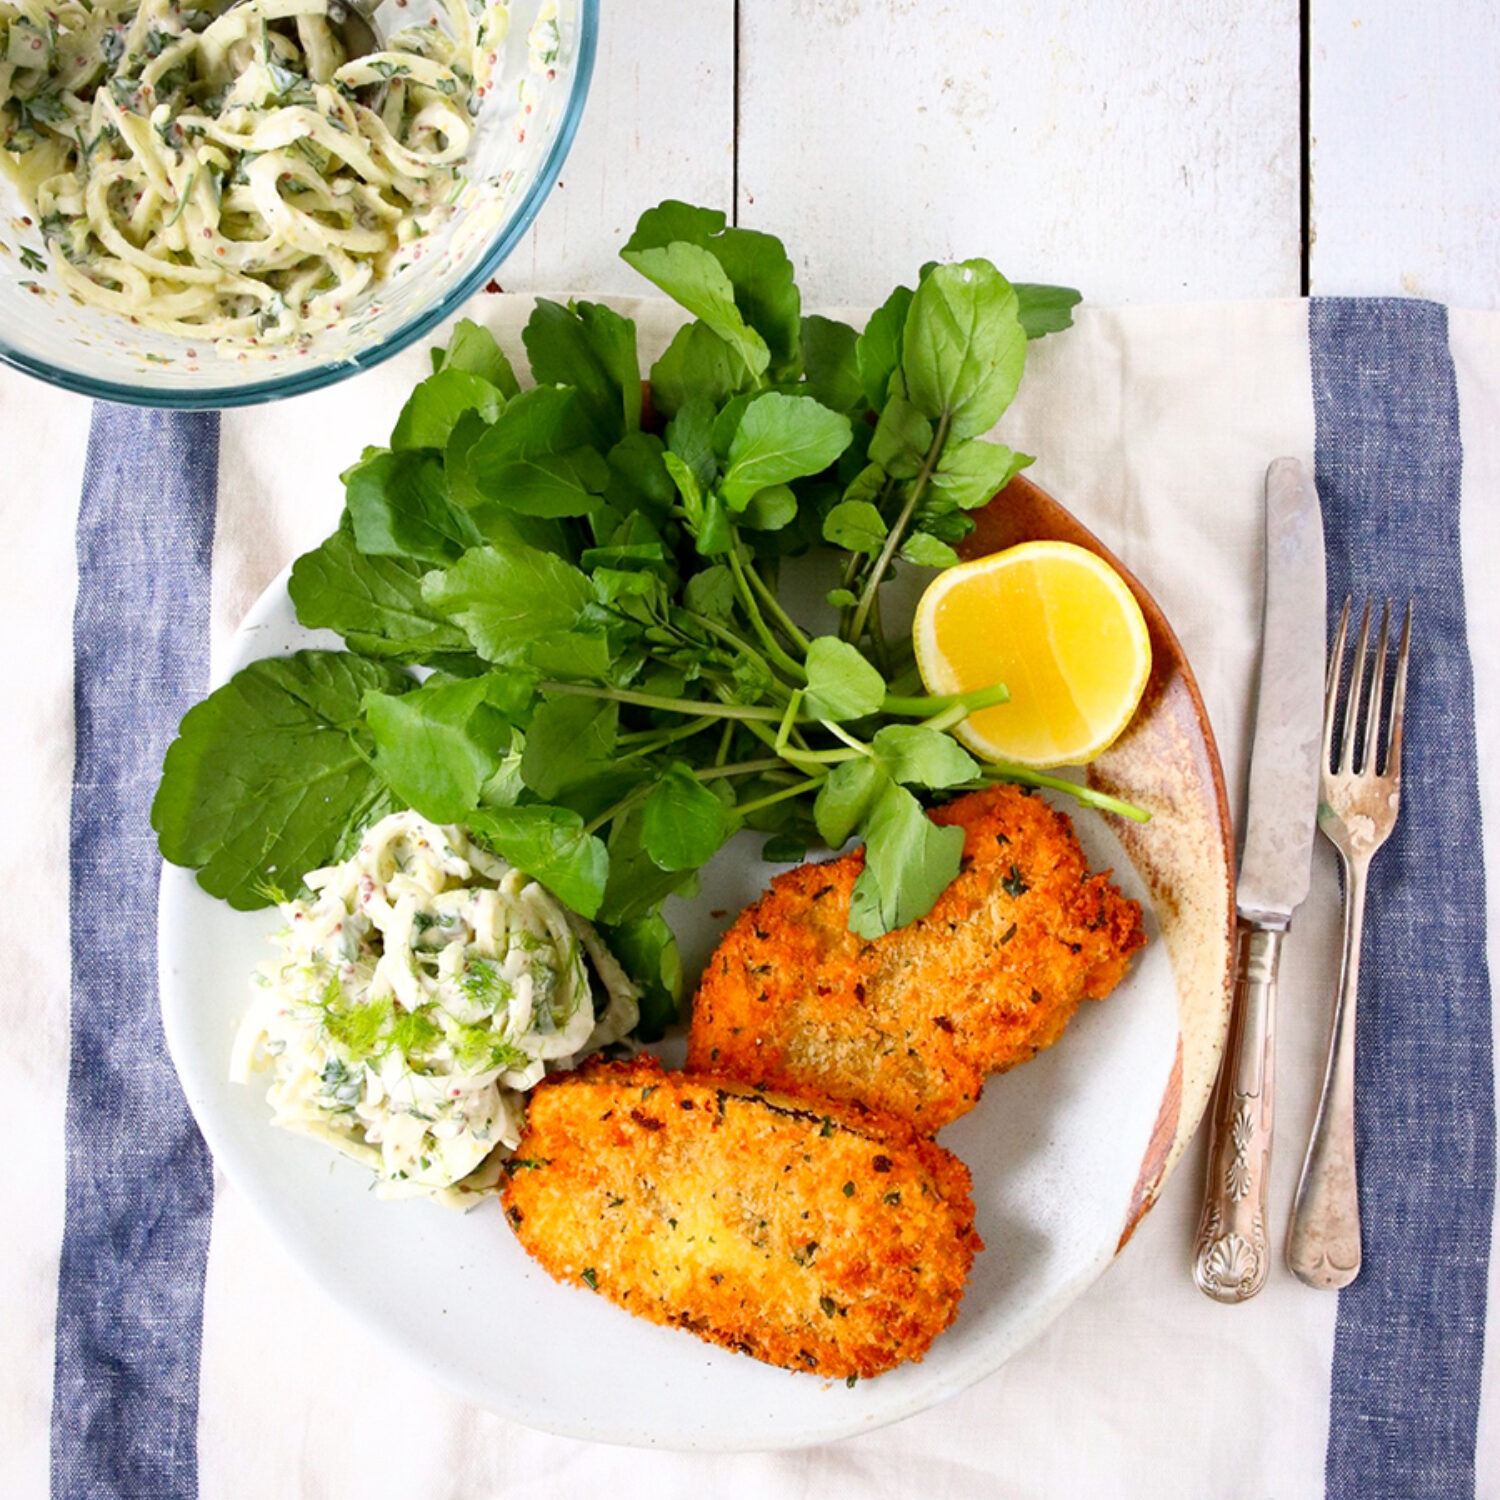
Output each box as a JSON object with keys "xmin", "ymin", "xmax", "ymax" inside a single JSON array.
[{"xmin": 231, "ymin": 809, "xmax": 638, "ymax": 1206}]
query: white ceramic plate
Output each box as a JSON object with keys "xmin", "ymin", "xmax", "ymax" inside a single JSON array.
[{"xmin": 158, "ymin": 479, "xmax": 1233, "ymax": 1449}]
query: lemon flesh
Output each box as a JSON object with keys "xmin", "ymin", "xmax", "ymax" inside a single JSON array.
[{"xmin": 912, "ymin": 540, "xmax": 1152, "ymax": 767}]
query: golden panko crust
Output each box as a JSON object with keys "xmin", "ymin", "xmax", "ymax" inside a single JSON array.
[
  {"xmin": 500, "ymin": 1056, "xmax": 981, "ymax": 1379},
  {"xmin": 687, "ymin": 783, "xmax": 1146, "ymax": 1132}
]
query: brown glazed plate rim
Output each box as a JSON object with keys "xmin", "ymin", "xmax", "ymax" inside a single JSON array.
[{"xmin": 965, "ymin": 474, "xmax": 1237, "ymax": 1251}]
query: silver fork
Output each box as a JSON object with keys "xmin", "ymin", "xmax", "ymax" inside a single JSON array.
[{"xmin": 1285, "ymin": 597, "xmax": 1412, "ymax": 1289}]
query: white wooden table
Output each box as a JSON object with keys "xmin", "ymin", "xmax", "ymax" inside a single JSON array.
[{"xmin": 501, "ymin": 0, "xmax": 1499, "ymax": 308}]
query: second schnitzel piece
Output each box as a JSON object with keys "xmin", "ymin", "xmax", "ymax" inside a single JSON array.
[
  {"xmin": 501, "ymin": 1056, "xmax": 980, "ymax": 1378},
  {"xmin": 688, "ymin": 784, "xmax": 1146, "ymax": 1131}
]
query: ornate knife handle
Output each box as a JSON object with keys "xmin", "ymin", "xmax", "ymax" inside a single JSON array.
[{"xmin": 1192, "ymin": 925, "xmax": 1282, "ymax": 1303}]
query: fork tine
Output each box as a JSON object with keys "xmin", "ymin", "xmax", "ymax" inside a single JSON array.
[
  {"xmin": 1324, "ymin": 596, "xmax": 1351, "ymax": 771},
  {"xmin": 1361, "ymin": 601, "xmax": 1391, "ymax": 773},
  {"xmin": 1384, "ymin": 600, "xmax": 1413, "ymax": 777},
  {"xmin": 1339, "ymin": 599, "xmax": 1373, "ymax": 774}
]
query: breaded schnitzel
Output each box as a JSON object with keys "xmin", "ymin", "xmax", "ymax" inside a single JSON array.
[
  {"xmin": 500, "ymin": 1056, "xmax": 980, "ymax": 1379},
  {"xmin": 688, "ymin": 784, "xmax": 1146, "ymax": 1132}
]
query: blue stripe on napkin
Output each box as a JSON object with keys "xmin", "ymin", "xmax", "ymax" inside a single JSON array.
[
  {"xmin": 1311, "ymin": 300, "xmax": 1496, "ymax": 1500},
  {"xmin": 53, "ymin": 406, "xmax": 220, "ymax": 1500}
]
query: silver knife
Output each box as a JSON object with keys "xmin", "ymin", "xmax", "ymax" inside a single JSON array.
[{"xmin": 1192, "ymin": 457, "xmax": 1326, "ymax": 1303}]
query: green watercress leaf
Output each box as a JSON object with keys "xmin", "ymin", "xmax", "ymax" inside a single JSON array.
[
  {"xmin": 847, "ymin": 781, "xmax": 966, "ymax": 938},
  {"xmin": 803, "ymin": 636, "xmax": 886, "ymax": 721},
  {"xmin": 602, "ymin": 912, "xmax": 683, "ymax": 1040},
  {"xmin": 605, "ymin": 431, "xmax": 675, "ymax": 515},
  {"xmin": 682, "ymin": 563, "xmax": 735, "ymax": 620},
  {"xmin": 520, "ymin": 695, "xmax": 619, "ymax": 799},
  {"xmin": 704, "ymin": 225, "xmax": 801, "ymax": 381},
  {"xmin": 661, "ymin": 449, "xmax": 702, "ymax": 512},
  {"xmin": 720, "ymin": 392, "xmax": 852, "ymax": 512},
  {"xmin": 822, "ymin": 499, "xmax": 887, "ymax": 555},
  {"xmin": 522, "ymin": 298, "xmax": 641, "ymax": 447},
  {"xmin": 527, "ymin": 631, "xmax": 613, "ymax": 681},
  {"xmin": 640, "ymin": 761, "xmax": 735, "ymax": 870},
  {"xmin": 813, "ymin": 757, "xmax": 889, "ymax": 847},
  {"xmin": 434, "ymin": 317, "xmax": 520, "ymax": 397},
  {"xmin": 740, "ymin": 483, "xmax": 797, "ymax": 530},
  {"xmin": 459, "ymin": 384, "xmax": 606, "ymax": 516},
  {"xmin": 391, "ymin": 368, "xmax": 505, "ymax": 451},
  {"xmin": 152, "ymin": 651, "xmax": 412, "ymax": 910},
  {"xmin": 467, "ymin": 805, "xmax": 608, "ymax": 918},
  {"xmin": 856, "ymin": 284, "xmax": 913, "ymax": 409},
  {"xmin": 665, "ymin": 396, "xmax": 718, "ymax": 491},
  {"xmin": 899, "ymin": 532, "xmax": 960, "ymax": 567},
  {"xmin": 649, "ymin": 321, "xmax": 749, "ymax": 419},
  {"xmin": 694, "ymin": 492, "xmax": 734, "ymax": 557},
  {"xmin": 622, "ymin": 240, "xmax": 770, "ymax": 381},
  {"xmin": 867, "ymin": 377, "xmax": 934, "ymax": 479},
  {"xmin": 800, "ymin": 315, "xmax": 863, "ymax": 413},
  {"xmin": 344, "ymin": 448, "xmax": 481, "ymax": 563},
  {"xmin": 926, "ymin": 438, "xmax": 1031, "ymax": 511},
  {"xmin": 422, "ymin": 543, "xmax": 592, "ymax": 663},
  {"xmin": 869, "ymin": 724, "xmax": 978, "ymax": 787},
  {"xmin": 288, "ymin": 527, "xmax": 471, "ymax": 661},
  {"xmin": 1013, "ymin": 282, "xmax": 1083, "ymax": 340},
  {"xmin": 598, "ymin": 806, "xmax": 701, "ymax": 924},
  {"xmin": 622, "ymin": 199, "xmax": 727, "ymax": 249},
  {"xmin": 623, "ymin": 202, "xmax": 801, "ymax": 381},
  {"xmin": 364, "ymin": 676, "xmax": 510, "ymax": 823},
  {"xmin": 901, "ymin": 259, "xmax": 1027, "ymax": 439}
]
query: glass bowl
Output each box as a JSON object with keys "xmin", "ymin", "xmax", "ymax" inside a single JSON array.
[{"xmin": 0, "ymin": 0, "xmax": 597, "ymax": 408}]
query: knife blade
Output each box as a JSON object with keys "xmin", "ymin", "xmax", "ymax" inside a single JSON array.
[
  {"xmin": 1192, "ymin": 457, "xmax": 1325, "ymax": 1303},
  {"xmin": 1236, "ymin": 458, "xmax": 1328, "ymax": 926}
]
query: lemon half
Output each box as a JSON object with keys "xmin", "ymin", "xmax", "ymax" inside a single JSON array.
[{"xmin": 912, "ymin": 540, "xmax": 1152, "ymax": 767}]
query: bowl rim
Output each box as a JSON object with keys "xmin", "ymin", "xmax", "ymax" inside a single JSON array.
[{"xmin": 0, "ymin": 0, "xmax": 599, "ymax": 411}]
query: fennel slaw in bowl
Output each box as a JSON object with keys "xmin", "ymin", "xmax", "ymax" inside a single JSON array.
[
  {"xmin": 0, "ymin": 0, "xmax": 517, "ymax": 350},
  {"xmin": 0, "ymin": 0, "xmax": 596, "ymax": 404},
  {"xmin": 231, "ymin": 809, "xmax": 637, "ymax": 1205}
]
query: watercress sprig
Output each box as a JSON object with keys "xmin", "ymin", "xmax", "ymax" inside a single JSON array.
[{"xmin": 152, "ymin": 201, "xmax": 1114, "ymax": 1038}]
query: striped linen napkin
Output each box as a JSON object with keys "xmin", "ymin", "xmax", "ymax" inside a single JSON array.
[{"xmin": 3, "ymin": 296, "xmax": 1496, "ymax": 1499}]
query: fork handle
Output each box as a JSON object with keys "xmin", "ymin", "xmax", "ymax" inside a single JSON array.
[
  {"xmin": 1286, "ymin": 853, "xmax": 1367, "ymax": 1289},
  {"xmin": 1193, "ymin": 924, "xmax": 1281, "ymax": 1302}
]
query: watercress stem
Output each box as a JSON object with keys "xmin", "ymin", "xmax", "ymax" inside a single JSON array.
[
  {"xmin": 773, "ymin": 689, "xmax": 805, "ymax": 756},
  {"xmin": 694, "ymin": 758, "xmax": 786, "ymax": 781},
  {"xmin": 978, "ymin": 763, "xmax": 1150, "ymax": 822},
  {"xmin": 848, "ymin": 411, "xmax": 952, "ymax": 643},
  {"xmin": 922, "ymin": 702, "xmax": 972, "ymax": 735},
  {"xmin": 615, "ymin": 715, "xmax": 720, "ymax": 760},
  {"xmin": 740, "ymin": 555, "xmax": 812, "ymax": 653},
  {"xmin": 541, "ymin": 682, "xmax": 784, "ymax": 722},
  {"xmin": 882, "ymin": 681, "xmax": 1009, "ymax": 717},
  {"xmin": 822, "ymin": 720, "xmax": 872, "ymax": 755},
  {"xmin": 726, "ymin": 546, "xmax": 808, "ymax": 681},
  {"xmin": 782, "ymin": 744, "xmax": 863, "ymax": 765},
  {"xmin": 683, "ymin": 609, "xmax": 796, "ymax": 698},
  {"xmin": 713, "ymin": 720, "xmax": 736, "ymax": 767},
  {"xmin": 582, "ymin": 781, "xmax": 653, "ymax": 837},
  {"xmin": 867, "ymin": 587, "xmax": 892, "ymax": 676},
  {"xmin": 735, "ymin": 774, "xmax": 828, "ymax": 817}
]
